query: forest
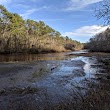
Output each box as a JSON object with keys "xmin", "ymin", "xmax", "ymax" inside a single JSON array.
[
  {"xmin": 0, "ymin": 5, "xmax": 83, "ymax": 54},
  {"xmin": 85, "ymin": 28, "xmax": 110, "ymax": 52},
  {"xmin": 85, "ymin": 0, "xmax": 110, "ymax": 52}
]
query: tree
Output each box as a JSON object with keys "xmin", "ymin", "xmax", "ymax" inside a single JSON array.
[
  {"xmin": 95, "ymin": 0, "xmax": 110, "ymax": 25},
  {"xmin": 0, "ymin": 5, "xmax": 83, "ymax": 53},
  {"xmin": 87, "ymin": 28, "xmax": 110, "ymax": 52}
]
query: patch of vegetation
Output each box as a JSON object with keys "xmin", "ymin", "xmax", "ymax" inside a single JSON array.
[
  {"xmin": 32, "ymin": 68, "xmax": 49, "ymax": 78},
  {"xmin": 27, "ymin": 67, "xmax": 50, "ymax": 83}
]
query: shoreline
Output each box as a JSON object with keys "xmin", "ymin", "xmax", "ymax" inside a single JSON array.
[{"xmin": 67, "ymin": 51, "xmax": 110, "ymax": 57}]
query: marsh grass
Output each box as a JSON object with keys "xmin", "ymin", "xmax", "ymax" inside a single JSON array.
[
  {"xmin": 32, "ymin": 67, "xmax": 49, "ymax": 78},
  {"xmin": 27, "ymin": 67, "xmax": 50, "ymax": 83}
]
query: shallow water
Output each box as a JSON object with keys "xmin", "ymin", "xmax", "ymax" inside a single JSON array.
[
  {"xmin": 0, "ymin": 50, "xmax": 88, "ymax": 62},
  {"xmin": 0, "ymin": 50, "xmax": 109, "ymax": 109}
]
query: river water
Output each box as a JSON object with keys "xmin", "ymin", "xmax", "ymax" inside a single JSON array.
[
  {"xmin": 0, "ymin": 50, "xmax": 88, "ymax": 62},
  {"xmin": 0, "ymin": 50, "xmax": 109, "ymax": 109}
]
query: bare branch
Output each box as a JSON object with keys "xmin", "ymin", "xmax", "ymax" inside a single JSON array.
[{"xmin": 95, "ymin": 0, "xmax": 110, "ymax": 25}]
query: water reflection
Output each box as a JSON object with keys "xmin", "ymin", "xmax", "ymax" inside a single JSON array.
[
  {"xmin": 0, "ymin": 50, "xmax": 88, "ymax": 62},
  {"xmin": 0, "ymin": 52, "xmax": 77, "ymax": 62}
]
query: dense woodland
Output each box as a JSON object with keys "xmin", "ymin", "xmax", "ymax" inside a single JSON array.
[
  {"xmin": 0, "ymin": 5, "xmax": 83, "ymax": 54},
  {"xmin": 85, "ymin": 0, "xmax": 110, "ymax": 52},
  {"xmin": 85, "ymin": 28, "xmax": 110, "ymax": 52}
]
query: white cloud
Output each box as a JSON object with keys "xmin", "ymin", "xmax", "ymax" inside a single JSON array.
[
  {"xmin": 65, "ymin": 0, "xmax": 103, "ymax": 11},
  {"xmin": 20, "ymin": 6, "xmax": 47, "ymax": 18},
  {"xmin": 0, "ymin": 0, "xmax": 12, "ymax": 5},
  {"xmin": 13, "ymin": 4, "xmax": 29, "ymax": 9},
  {"xmin": 0, "ymin": 0, "xmax": 7, "ymax": 4},
  {"xmin": 20, "ymin": 9, "xmax": 37, "ymax": 18},
  {"xmin": 41, "ymin": 18, "xmax": 63, "ymax": 21},
  {"xmin": 63, "ymin": 25, "xmax": 108, "ymax": 38}
]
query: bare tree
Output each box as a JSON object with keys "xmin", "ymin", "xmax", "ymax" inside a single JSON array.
[{"xmin": 95, "ymin": 0, "xmax": 110, "ymax": 25}]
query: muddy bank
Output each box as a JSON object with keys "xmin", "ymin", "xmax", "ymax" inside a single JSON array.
[
  {"xmin": 67, "ymin": 51, "xmax": 110, "ymax": 57},
  {"xmin": 0, "ymin": 55, "xmax": 87, "ymax": 109},
  {"xmin": 0, "ymin": 50, "xmax": 110, "ymax": 110}
]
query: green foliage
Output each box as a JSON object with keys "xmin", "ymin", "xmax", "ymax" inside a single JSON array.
[{"xmin": 0, "ymin": 5, "xmax": 83, "ymax": 54}]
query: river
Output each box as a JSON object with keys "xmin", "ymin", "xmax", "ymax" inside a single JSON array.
[{"xmin": 0, "ymin": 50, "xmax": 110, "ymax": 110}]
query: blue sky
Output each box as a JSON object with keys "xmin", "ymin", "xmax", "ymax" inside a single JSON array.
[{"xmin": 0, "ymin": 0, "xmax": 108, "ymax": 42}]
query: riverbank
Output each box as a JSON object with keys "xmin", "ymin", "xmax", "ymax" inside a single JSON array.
[{"xmin": 67, "ymin": 51, "xmax": 110, "ymax": 57}]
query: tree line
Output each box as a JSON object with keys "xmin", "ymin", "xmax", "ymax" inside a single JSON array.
[
  {"xmin": 85, "ymin": 28, "xmax": 110, "ymax": 52},
  {"xmin": 0, "ymin": 5, "xmax": 83, "ymax": 54},
  {"xmin": 85, "ymin": 0, "xmax": 110, "ymax": 52}
]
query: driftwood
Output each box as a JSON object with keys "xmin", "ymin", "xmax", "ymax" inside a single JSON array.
[{"xmin": 51, "ymin": 64, "xmax": 59, "ymax": 71}]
